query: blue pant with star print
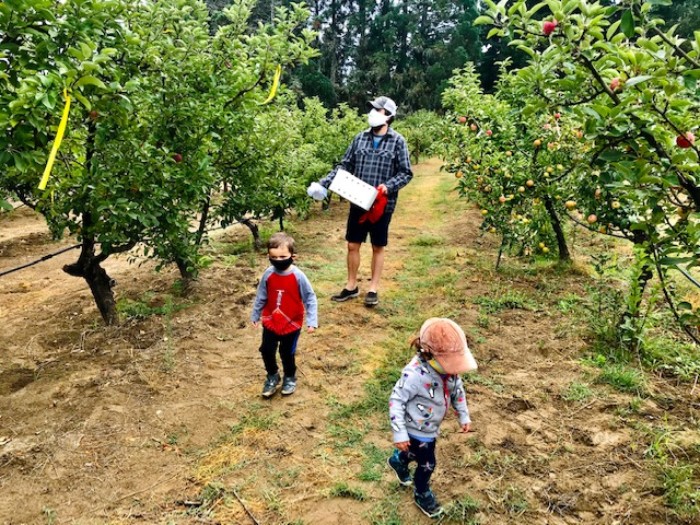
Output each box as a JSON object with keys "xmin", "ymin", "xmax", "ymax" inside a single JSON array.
[{"xmin": 398, "ymin": 437, "xmax": 437, "ymax": 493}]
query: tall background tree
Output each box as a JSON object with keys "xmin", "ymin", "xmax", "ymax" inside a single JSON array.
[
  {"xmin": 204, "ymin": 0, "xmax": 698, "ymax": 111},
  {"xmin": 207, "ymin": 0, "xmax": 484, "ymax": 111}
]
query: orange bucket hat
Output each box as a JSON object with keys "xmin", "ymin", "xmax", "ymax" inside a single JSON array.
[{"xmin": 418, "ymin": 318, "xmax": 477, "ymax": 374}]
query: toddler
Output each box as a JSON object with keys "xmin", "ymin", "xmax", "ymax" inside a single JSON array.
[
  {"xmin": 388, "ymin": 318, "xmax": 477, "ymax": 518},
  {"xmin": 251, "ymin": 233, "xmax": 318, "ymax": 397}
]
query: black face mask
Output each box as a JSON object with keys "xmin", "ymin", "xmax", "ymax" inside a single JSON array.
[{"xmin": 269, "ymin": 257, "xmax": 293, "ymax": 272}]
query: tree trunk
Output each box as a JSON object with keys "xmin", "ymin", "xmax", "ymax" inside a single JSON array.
[
  {"xmin": 240, "ymin": 218, "xmax": 262, "ymax": 250},
  {"xmin": 544, "ymin": 195, "xmax": 571, "ymax": 262},
  {"xmin": 63, "ymin": 234, "xmax": 118, "ymax": 325},
  {"xmin": 495, "ymin": 238, "xmax": 505, "ymax": 270},
  {"xmin": 174, "ymin": 256, "xmax": 196, "ymax": 292},
  {"xmin": 196, "ymin": 192, "xmax": 212, "ymax": 246},
  {"xmin": 617, "ymin": 233, "xmax": 654, "ymax": 343},
  {"xmin": 84, "ymin": 260, "xmax": 118, "ymax": 325}
]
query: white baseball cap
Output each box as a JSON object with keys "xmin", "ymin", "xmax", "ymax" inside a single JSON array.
[{"xmin": 368, "ymin": 96, "xmax": 397, "ymax": 117}]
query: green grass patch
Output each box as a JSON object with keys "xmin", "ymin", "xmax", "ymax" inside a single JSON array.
[
  {"xmin": 410, "ymin": 234, "xmax": 443, "ymax": 247},
  {"xmin": 637, "ymin": 424, "xmax": 700, "ymax": 521},
  {"xmin": 229, "ymin": 404, "xmax": 280, "ymax": 435},
  {"xmin": 212, "ymin": 238, "xmax": 254, "ymax": 256},
  {"xmin": 473, "ymin": 288, "xmax": 537, "ymax": 314},
  {"xmin": 463, "ymin": 372, "xmax": 505, "ymax": 394},
  {"xmin": 367, "ymin": 491, "xmax": 404, "ymax": 525},
  {"xmin": 462, "ymin": 438, "xmax": 521, "ymax": 476},
  {"xmin": 117, "ymin": 292, "xmax": 190, "ymax": 319},
  {"xmin": 596, "ymin": 364, "xmax": 646, "ymax": 395},
  {"xmin": 501, "ymin": 485, "xmax": 529, "ymax": 516},
  {"xmin": 638, "ymin": 335, "xmax": 700, "ymax": 382},
  {"xmin": 327, "ymin": 423, "xmax": 367, "ymax": 449},
  {"xmin": 328, "ymin": 482, "xmax": 367, "ymax": 501},
  {"xmin": 556, "ymin": 293, "xmax": 583, "ymax": 314},
  {"xmin": 358, "ymin": 443, "xmax": 388, "ymax": 482},
  {"xmin": 443, "ymin": 495, "xmax": 480, "ymax": 524},
  {"xmin": 561, "ymin": 381, "xmax": 594, "ymax": 403},
  {"xmin": 661, "ymin": 463, "xmax": 700, "ymax": 522}
]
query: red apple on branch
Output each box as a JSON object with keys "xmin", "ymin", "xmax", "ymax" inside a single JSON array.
[
  {"xmin": 543, "ymin": 20, "xmax": 558, "ymax": 36},
  {"xmin": 676, "ymin": 132, "xmax": 695, "ymax": 149}
]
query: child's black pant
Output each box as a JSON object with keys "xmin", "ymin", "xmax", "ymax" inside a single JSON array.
[
  {"xmin": 260, "ymin": 328, "xmax": 300, "ymax": 378},
  {"xmin": 399, "ymin": 437, "xmax": 437, "ymax": 493}
]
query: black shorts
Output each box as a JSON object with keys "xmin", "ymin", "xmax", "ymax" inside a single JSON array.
[{"xmin": 345, "ymin": 205, "xmax": 393, "ymax": 247}]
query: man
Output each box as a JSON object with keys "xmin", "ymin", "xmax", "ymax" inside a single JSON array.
[{"xmin": 318, "ymin": 96, "xmax": 413, "ymax": 307}]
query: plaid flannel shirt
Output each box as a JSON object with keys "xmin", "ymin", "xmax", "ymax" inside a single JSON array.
[{"xmin": 320, "ymin": 127, "xmax": 413, "ymax": 214}]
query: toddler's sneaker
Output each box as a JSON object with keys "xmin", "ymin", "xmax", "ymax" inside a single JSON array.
[
  {"xmin": 414, "ymin": 489, "xmax": 444, "ymax": 519},
  {"xmin": 281, "ymin": 376, "xmax": 297, "ymax": 395},
  {"xmin": 387, "ymin": 451, "xmax": 412, "ymax": 486},
  {"xmin": 261, "ymin": 373, "xmax": 280, "ymax": 398}
]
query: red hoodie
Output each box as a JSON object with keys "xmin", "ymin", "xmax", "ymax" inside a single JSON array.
[{"xmin": 261, "ymin": 272, "xmax": 305, "ymax": 335}]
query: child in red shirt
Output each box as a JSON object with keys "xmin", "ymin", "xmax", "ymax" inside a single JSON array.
[{"xmin": 251, "ymin": 233, "xmax": 318, "ymax": 397}]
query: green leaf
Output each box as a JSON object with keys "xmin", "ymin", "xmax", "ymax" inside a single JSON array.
[
  {"xmin": 606, "ymin": 20, "xmax": 621, "ymax": 40},
  {"xmin": 625, "ymin": 75, "xmax": 652, "ymax": 87},
  {"xmin": 487, "ymin": 27, "xmax": 501, "ymax": 39},
  {"xmin": 599, "ymin": 149, "xmax": 625, "ymax": 161},
  {"xmin": 562, "ymin": 0, "xmax": 578, "ymax": 14},
  {"xmin": 79, "ymin": 42, "xmax": 92, "ymax": 60},
  {"xmin": 525, "ymin": 1, "xmax": 547, "ymax": 18},
  {"xmin": 474, "ymin": 16, "xmax": 494, "ymax": 26},
  {"xmin": 581, "ymin": 106, "xmax": 601, "ymax": 120},
  {"xmin": 73, "ymin": 91, "xmax": 92, "ymax": 110},
  {"xmin": 620, "ymin": 10, "xmax": 635, "ymax": 38},
  {"xmin": 683, "ymin": 74, "xmax": 697, "ymax": 91},
  {"xmin": 660, "ymin": 257, "xmax": 695, "ymax": 266},
  {"xmin": 74, "ymin": 75, "xmax": 107, "ymax": 90},
  {"xmin": 516, "ymin": 45, "xmax": 536, "ymax": 59}
]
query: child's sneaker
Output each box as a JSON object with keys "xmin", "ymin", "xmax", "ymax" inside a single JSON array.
[
  {"xmin": 261, "ymin": 373, "xmax": 280, "ymax": 398},
  {"xmin": 414, "ymin": 489, "xmax": 443, "ymax": 519},
  {"xmin": 387, "ymin": 451, "xmax": 412, "ymax": 486},
  {"xmin": 281, "ymin": 376, "xmax": 297, "ymax": 395}
]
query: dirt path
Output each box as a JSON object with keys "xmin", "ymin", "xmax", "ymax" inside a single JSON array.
[{"xmin": 0, "ymin": 159, "xmax": 676, "ymax": 524}]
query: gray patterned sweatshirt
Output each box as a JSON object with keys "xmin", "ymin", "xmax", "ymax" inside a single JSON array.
[{"xmin": 389, "ymin": 355, "xmax": 471, "ymax": 443}]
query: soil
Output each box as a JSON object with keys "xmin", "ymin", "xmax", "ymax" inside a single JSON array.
[{"xmin": 0, "ymin": 159, "xmax": 695, "ymax": 524}]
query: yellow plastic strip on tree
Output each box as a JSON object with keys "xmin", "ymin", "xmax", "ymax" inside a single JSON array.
[
  {"xmin": 38, "ymin": 89, "xmax": 72, "ymax": 190},
  {"xmin": 261, "ymin": 65, "xmax": 282, "ymax": 105}
]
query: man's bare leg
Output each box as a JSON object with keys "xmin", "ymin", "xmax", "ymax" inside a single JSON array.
[
  {"xmin": 346, "ymin": 242, "xmax": 361, "ymax": 290},
  {"xmin": 368, "ymin": 245, "xmax": 385, "ymax": 292}
]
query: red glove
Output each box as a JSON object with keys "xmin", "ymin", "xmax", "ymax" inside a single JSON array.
[{"xmin": 358, "ymin": 191, "xmax": 388, "ymax": 224}]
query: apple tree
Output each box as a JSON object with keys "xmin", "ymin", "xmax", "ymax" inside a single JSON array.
[
  {"xmin": 0, "ymin": 0, "xmax": 317, "ymax": 324},
  {"xmin": 393, "ymin": 110, "xmax": 445, "ymax": 165},
  {"xmin": 473, "ymin": 0, "xmax": 700, "ymax": 343},
  {"xmin": 441, "ymin": 63, "xmax": 590, "ymax": 264}
]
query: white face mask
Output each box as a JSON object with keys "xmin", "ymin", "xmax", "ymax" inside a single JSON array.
[{"xmin": 368, "ymin": 109, "xmax": 388, "ymax": 128}]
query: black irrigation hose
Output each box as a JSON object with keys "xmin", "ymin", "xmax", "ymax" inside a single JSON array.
[
  {"xmin": 674, "ymin": 265, "xmax": 700, "ymax": 291},
  {"xmin": 0, "ymin": 243, "xmax": 82, "ymax": 278},
  {"xmin": 0, "ymin": 218, "xmax": 249, "ymax": 280}
]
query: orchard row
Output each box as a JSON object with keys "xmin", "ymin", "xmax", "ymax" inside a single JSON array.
[{"xmin": 439, "ymin": 0, "xmax": 699, "ymax": 345}]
